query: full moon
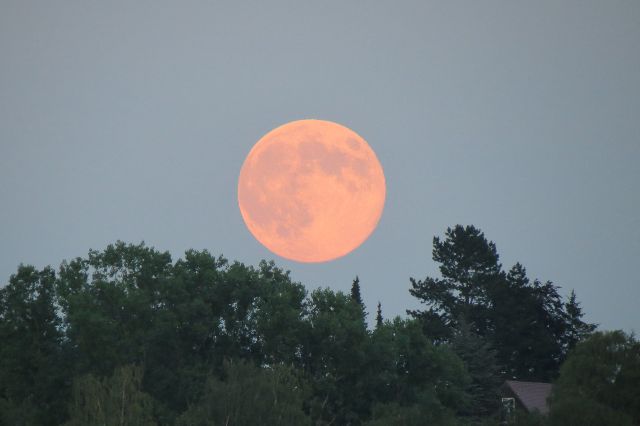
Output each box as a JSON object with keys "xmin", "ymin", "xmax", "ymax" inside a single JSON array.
[{"xmin": 238, "ymin": 119, "xmax": 386, "ymax": 263}]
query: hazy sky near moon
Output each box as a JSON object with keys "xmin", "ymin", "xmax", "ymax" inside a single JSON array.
[{"xmin": 1, "ymin": 1, "xmax": 639, "ymax": 333}]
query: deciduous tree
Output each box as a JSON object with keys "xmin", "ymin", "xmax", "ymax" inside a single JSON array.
[
  {"xmin": 177, "ymin": 360, "xmax": 311, "ymax": 426},
  {"xmin": 548, "ymin": 330, "xmax": 640, "ymax": 425},
  {"xmin": 64, "ymin": 365, "xmax": 157, "ymax": 426},
  {"xmin": 0, "ymin": 265, "xmax": 68, "ymax": 426}
]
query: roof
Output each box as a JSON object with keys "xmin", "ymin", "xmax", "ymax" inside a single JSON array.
[{"xmin": 502, "ymin": 380, "xmax": 553, "ymax": 414}]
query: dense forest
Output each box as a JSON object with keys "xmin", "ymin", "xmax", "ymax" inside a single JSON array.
[{"xmin": 1, "ymin": 225, "xmax": 638, "ymax": 425}]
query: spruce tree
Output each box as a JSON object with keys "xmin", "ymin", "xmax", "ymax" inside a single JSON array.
[
  {"xmin": 375, "ymin": 301, "xmax": 383, "ymax": 329},
  {"xmin": 350, "ymin": 276, "xmax": 364, "ymax": 307}
]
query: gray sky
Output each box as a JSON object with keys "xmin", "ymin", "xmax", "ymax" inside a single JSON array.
[{"xmin": 1, "ymin": 1, "xmax": 638, "ymax": 333}]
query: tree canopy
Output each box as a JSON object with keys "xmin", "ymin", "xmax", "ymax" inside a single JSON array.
[
  {"xmin": 408, "ymin": 225, "xmax": 596, "ymax": 381},
  {"xmin": 547, "ymin": 330, "xmax": 640, "ymax": 425},
  {"xmin": 0, "ymin": 226, "xmax": 610, "ymax": 425}
]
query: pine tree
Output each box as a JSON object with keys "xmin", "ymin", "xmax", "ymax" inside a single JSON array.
[
  {"xmin": 408, "ymin": 225, "xmax": 502, "ymax": 340},
  {"xmin": 409, "ymin": 226, "xmax": 576, "ymax": 381},
  {"xmin": 375, "ymin": 302, "xmax": 383, "ymax": 329}
]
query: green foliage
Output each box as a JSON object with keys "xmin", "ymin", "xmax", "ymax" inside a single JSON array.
[
  {"xmin": 409, "ymin": 225, "xmax": 596, "ymax": 382},
  {"xmin": 408, "ymin": 225, "xmax": 502, "ymax": 340},
  {"xmin": 512, "ymin": 411, "xmax": 548, "ymax": 426},
  {"xmin": 562, "ymin": 289, "xmax": 597, "ymax": 352},
  {"xmin": 252, "ymin": 260, "xmax": 308, "ymax": 366},
  {"xmin": 0, "ymin": 396, "xmax": 40, "ymax": 426},
  {"xmin": 350, "ymin": 276, "xmax": 367, "ymax": 326},
  {"xmin": 56, "ymin": 242, "xmax": 174, "ymax": 376},
  {"xmin": 0, "ymin": 232, "xmax": 608, "ymax": 425},
  {"xmin": 302, "ymin": 288, "xmax": 369, "ymax": 424},
  {"xmin": 489, "ymin": 264, "xmax": 568, "ymax": 381},
  {"xmin": 548, "ymin": 395, "xmax": 633, "ymax": 426},
  {"xmin": 0, "ymin": 265, "xmax": 68, "ymax": 426},
  {"xmin": 176, "ymin": 359, "xmax": 311, "ymax": 426},
  {"xmin": 548, "ymin": 330, "xmax": 640, "ymax": 425},
  {"xmin": 55, "ymin": 243, "xmax": 309, "ymax": 419},
  {"xmin": 365, "ymin": 391, "xmax": 459, "ymax": 426},
  {"xmin": 351, "ymin": 276, "xmax": 364, "ymax": 307},
  {"xmin": 451, "ymin": 318, "xmax": 501, "ymax": 418},
  {"xmin": 64, "ymin": 365, "xmax": 157, "ymax": 426},
  {"xmin": 366, "ymin": 318, "xmax": 470, "ymax": 417}
]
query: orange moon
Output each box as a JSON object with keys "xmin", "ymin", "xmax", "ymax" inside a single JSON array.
[{"xmin": 238, "ymin": 119, "xmax": 386, "ymax": 263}]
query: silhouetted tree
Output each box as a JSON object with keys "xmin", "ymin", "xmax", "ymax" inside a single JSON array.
[
  {"xmin": 408, "ymin": 225, "xmax": 502, "ymax": 341},
  {"xmin": 375, "ymin": 301, "xmax": 383, "ymax": 329},
  {"xmin": 562, "ymin": 289, "xmax": 597, "ymax": 352},
  {"xmin": 0, "ymin": 265, "xmax": 68, "ymax": 426},
  {"xmin": 409, "ymin": 225, "xmax": 591, "ymax": 381},
  {"xmin": 489, "ymin": 263, "xmax": 568, "ymax": 380},
  {"xmin": 0, "ymin": 237, "xmax": 605, "ymax": 425},
  {"xmin": 351, "ymin": 276, "xmax": 364, "ymax": 306},
  {"xmin": 451, "ymin": 318, "xmax": 501, "ymax": 418}
]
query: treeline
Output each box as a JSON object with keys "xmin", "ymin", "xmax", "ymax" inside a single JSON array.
[{"xmin": 1, "ymin": 225, "xmax": 638, "ymax": 425}]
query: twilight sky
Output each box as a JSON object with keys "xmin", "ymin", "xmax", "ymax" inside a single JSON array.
[{"xmin": 1, "ymin": 1, "xmax": 638, "ymax": 333}]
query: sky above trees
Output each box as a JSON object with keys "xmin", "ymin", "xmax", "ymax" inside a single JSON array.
[{"xmin": 1, "ymin": 1, "xmax": 639, "ymax": 333}]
